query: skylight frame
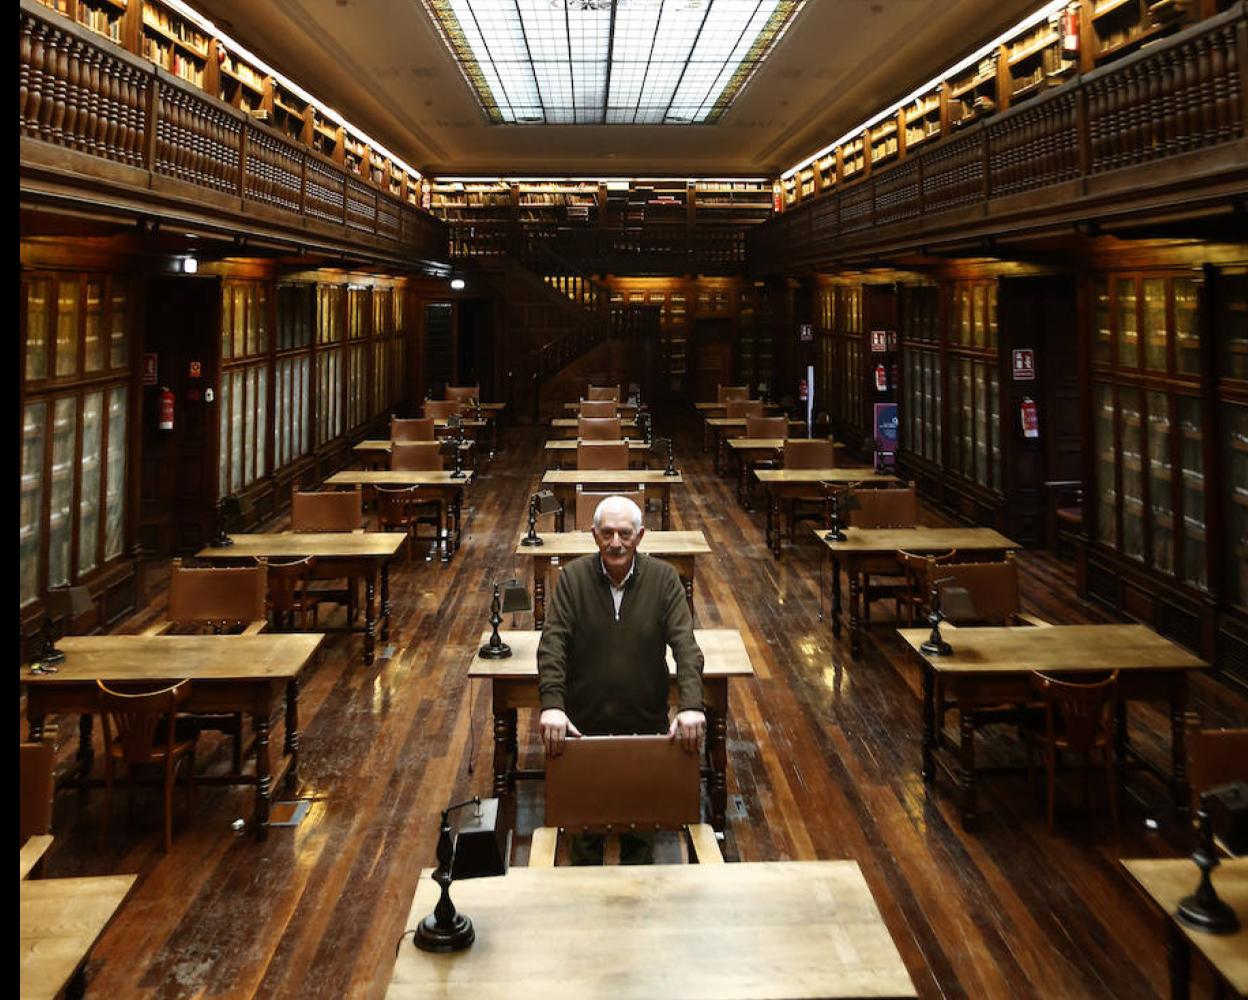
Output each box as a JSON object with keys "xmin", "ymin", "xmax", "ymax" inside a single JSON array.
[{"xmin": 421, "ymin": 0, "xmax": 808, "ymax": 126}]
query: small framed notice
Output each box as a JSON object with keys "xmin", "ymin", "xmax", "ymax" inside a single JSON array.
[{"xmin": 1012, "ymin": 348, "xmax": 1036, "ymax": 381}]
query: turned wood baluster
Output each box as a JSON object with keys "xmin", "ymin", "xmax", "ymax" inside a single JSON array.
[
  {"xmin": 102, "ymin": 59, "xmax": 120, "ymax": 159},
  {"xmin": 48, "ymin": 28, "xmax": 69, "ymax": 146},
  {"xmin": 1158, "ymin": 51, "xmax": 1177, "ymax": 156},
  {"xmin": 1177, "ymin": 43, "xmax": 1196, "ymax": 151},
  {"xmin": 20, "ymin": 16, "xmax": 34, "ymax": 132},
  {"xmin": 180, "ymin": 94, "xmax": 194, "ymax": 181},
  {"xmin": 64, "ymin": 38, "xmax": 84, "ymax": 151},
  {"xmin": 120, "ymin": 67, "xmax": 138, "ymax": 164},
  {"xmin": 37, "ymin": 31, "xmax": 59, "ymax": 142},
  {"xmin": 1196, "ymin": 35, "xmax": 1215, "ymax": 147},
  {"xmin": 94, "ymin": 54, "xmax": 112, "ymax": 158},
  {"xmin": 167, "ymin": 91, "xmax": 181, "ymax": 177},
  {"xmin": 1125, "ymin": 67, "xmax": 1142, "ymax": 166},
  {"xmin": 25, "ymin": 21, "xmax": 47, "ymax": 139},
  {"xmin": 81, "ymin": 49, "xmax": 99, "ymax": 156},
  {"xmin": 1224, "ymin": 27, "xmax": 1242, "ymax": 140},
  {"xmin": 1209, "ymin": 29, "xmax": 1229, "ymax": 142}
]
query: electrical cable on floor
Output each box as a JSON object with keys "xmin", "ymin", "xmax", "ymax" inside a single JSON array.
[{"xmin": 394, "ymin": 928, "xmax": 417, "ymax": 956}]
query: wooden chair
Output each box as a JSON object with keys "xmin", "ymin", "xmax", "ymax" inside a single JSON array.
[
  {"xmin": 578, "ymin": 399, "xmax": 618, "ymax": 418},
  {"xmin": 390, "ymin": 441, "xmax": 444, "ymax": 471},
  {"xmin": 291, "ymin": 486, "xmax": 364, "ymax": 532},
  {"xmin": 894, "ymin": 549, "xmax": 958, "ymax": 626},
  {"xmin": 578, "ymin": 417, "xmax": 622, "ymax": 441},
  {"xmin": 575, "ymin": 486, "xmax": 646, "ymax": 531},
  {"xmin": 391, "ymin": 416, "xmax": 435, "ymax": 442},
  {"xmin": 586, "ymin": 385, "xmax": 620, "ymax": 402},
  {"xmin": 1023, "ymin": 671, "xmax": 1120, "ymax": 837},
  {"xmin": 745, "ymin": 415, "xmax": 788, "ymax": 439},
  {"xmin": 97, "ymin": 679, "xmax": 197, "ymax": 853},
  {"xmin": 445, "ymin": 385, "xmax": 480, "ymax": 404},
  {"xmin": 530, "ymin": 735, "xmax": 722, "ymax": 867},
  {"xmin": 847, "ymin": 486, "xmax": 918, "ymax": 623},
  {"xmin": 1044, "ymin": 480, "xmax": 1084, "ymax": 557},
  {"xmin": 142, "ymin": 560, "xmax": 266, "ymax": 770},
  {"xmin": 781, "ymin": 439, "xmax": 839, "ymax": 537},
  {"xmin": 1186, "ymin": 722, "xmax": 1248, "ymax": 812},
  {"xmin": 262, "ymin": 556, "xmax": 319, "ymax": 631},
  {"xmin": 725, "ymin": 399, "xmax": 763, "ymax": 420},
  {"xmin": 20, "ymin": 742, "xmax": 55, "ymax": 845},
  {"xmin": 923, "ymin": 555, "xmax": 1049, "ymax": 627},
  {"xmin": 577, "ymin": 441, "xmax": 629, "ymax": 470},
  {"xmin": 718, "ymin": 385, "xmax": 749, "ymax": 403},
  {"xmin": 423, "ymin": 399, "xmax": 462, "ymax": 420},
  {"xmin": 375, "ymin": 484, "xmax": 442, "ymax": 565}
]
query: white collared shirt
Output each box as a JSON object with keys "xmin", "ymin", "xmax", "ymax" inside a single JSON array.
[{"xmin": 600, "ymin": 555, "xmax": 636, "ymax": 621}]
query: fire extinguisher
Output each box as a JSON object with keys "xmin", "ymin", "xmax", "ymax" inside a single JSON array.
[
  {"xmin": 874, "ymin": 364, "xmax": 888, "ymax": 393},
  {"xmin": 1062, "ymin": 3, "xmax": 1079, "ymax": 56},
  {"xmin": 159, "ymin": 387, "xmax": 175, "ymax": 431},
  {"xmin": 798, "ymin": 378, "xmax": 808, "ymax": 402},
  {"xmin": 1020, "ymin": 396, "xmax": 1040, "ymax": 439}
]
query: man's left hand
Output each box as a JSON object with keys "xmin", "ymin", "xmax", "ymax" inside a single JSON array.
[{"xmin": 668, "ymin": 710, "xmax": 706, "ymax": 753}]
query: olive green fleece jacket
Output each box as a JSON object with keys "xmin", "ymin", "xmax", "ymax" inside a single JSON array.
[{"xmin": 537, "ymin": 552, "xmax": 704, "ymax": 735}]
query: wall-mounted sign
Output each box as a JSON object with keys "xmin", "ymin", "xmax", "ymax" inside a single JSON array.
[
  {"xmin": 1012, "ymin": 348, "xmax": 1037, "ymax": 381},
  {"xmin": 142, "ymin": 353, "xmax": 158, "ymax": 385},
  {"xmin": 870, "ymin": 330, "xmax": 896, "ymax": 352},
  {"xmin": 189, "ymin": 360, "xmax": 202, "ymax": 379},
  {"xmin": 798, "ymin": 323, "xmax": 813, "ymax": 342}
]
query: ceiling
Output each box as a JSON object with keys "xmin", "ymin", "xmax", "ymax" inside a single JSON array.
[{"xmin": 192, "ymin": 0, "xmax": 1038, "ymax": 178}]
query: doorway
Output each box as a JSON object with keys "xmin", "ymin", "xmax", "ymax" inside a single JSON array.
[{"xmin": 691, "ymin": 318, "xmax": 733, "ymax": 402}]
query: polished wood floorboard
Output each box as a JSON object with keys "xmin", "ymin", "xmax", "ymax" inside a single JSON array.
[{"xmin": 22, "ymin": 415, "xmax": 1248, "ymax": 999}]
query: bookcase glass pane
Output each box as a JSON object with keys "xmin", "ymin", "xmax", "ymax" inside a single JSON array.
[
  {"xmin": 1145, "ymin": 391, "xmax": 1173, "ymax": 575},
  {"xmin": 1225, "ymin": 402, "xmax": 1248, "ymax": 610},
  {"xmin": 218, "ymin": 375, "xmax": 229, "ymax": 497},
  {"xmin": 48, "ymin": 396, "xmax": 78, "ymax": 587},
  {"xmin": 221, "ymin": 287, "xmax": 234, "ymax": 359},
  {"xmin": 231, "ymin": 370, "xmax": 243, "ymax": 489},
  {"xmin": 972, "ymin": 285, "xmax": 986, "ymax": 349},
  {"xmin": 974, "ymin": 363, "xmax": 988, "ymax": 486},
  {"xmin": 254, "ymin": 285, "xmax": 269, "ymax": 355},
  {"xmin": 26, "ymin": 279, "xmax": 51, "ymax": 381},
  {"xmin": 1093, "ymin": 278, "xmax": 1112, "ymax": 365},
  {"xmin": 84, "ymin": 280, "xmax": 105, "ymax": 373},
  {"xmin": 960, "ymin": 359, "xmax": 974, "ymax": 477},
  {"xmin": 56, "ymin": 279, "xmax": 80, "ymax": 376},
  {"xmin": 990, "ymin": 369, "xmax": 1001, "ymax": 492},
  {"xmin": 1116, "ymin": 278, "xmax": 1139, "ymax": 369},
  {"xmin": 21, "ymin": 402, "xmax": 46, "ymax": 605},
  {"xmin": 105, "ymin": 386, "xmax": 126, "ymax": 561},
  {"xmin": 244, "ymin": 367, "xmax": 257, "ymax": 487},
  {"xmin": 1120, "ymin": 387, "xmax": 1144, "ymax": 561},
  {"xmin": 233, "ymin": 285, "xmax": 247, "ymax": 358},
  {"xmin": 1219, "ymin": 274, "xmax": 1247, "ymax": 381},
  {"xmin": 1095, "ymin": 383, "xmax": 1117, "ymax": 548},
  {"xmin": 987, "ymin": 283, "xmax": 998, "ymax": 350},
  {"xmin": 1142, "ymin": 278, "xmax": 1167, "ymax": 371},
  {"xmin": 78, "ymin": 390, "xmax": 103, "ymax": 575},
  {"xmin": 1174, "ymin": 277, "xmax": 1200, "ymax": 376},
  {"xmin": 947, "ymin": 367, "xmax": 960, "ymax": 475},
  {"xmin": 109, "ymin": 283, "xmax": 128, "ymax": 369},
  {"xmin": 1178, "ymin": 396, "xmax": 1206, "ymax": 590},
  {"xmin": 254, "ymin": 366, "xmax": 267, "ymax": 484}
]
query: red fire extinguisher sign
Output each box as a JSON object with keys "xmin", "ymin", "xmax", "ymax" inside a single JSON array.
[
  {"xmin": 159, "ymin": 388, "xmax": 175, "ymax": 431},
  {"xmin": 1020, "ymin": 396, "xmax": 1039, "ymax": 439},
  {"xmin": 874, "ymin": 364, "xmax": 888, "ymax": 392},
  {"xmin": 798, "ymin": 378, "xmax": 808, "ymax": 402}
]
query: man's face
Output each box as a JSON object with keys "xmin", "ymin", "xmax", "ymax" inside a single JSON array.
[{"xmin": 592, "ymin": 506, "xmax": 643, "ymax": 580}]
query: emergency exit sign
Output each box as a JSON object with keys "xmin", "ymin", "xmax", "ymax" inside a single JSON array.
[{"xmin": 1012, "ymin": 348, "xmax": 1036, "ymax": 381}]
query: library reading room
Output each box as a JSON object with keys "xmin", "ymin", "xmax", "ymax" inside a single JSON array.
[{"xmin": 17, "ymin": 0, "xmax": 1248, "ymax": 996}]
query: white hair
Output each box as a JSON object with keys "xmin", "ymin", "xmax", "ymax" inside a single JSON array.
[{"xmin": 592, "ymin": 495, "xmax": 642, "ymax": 532}]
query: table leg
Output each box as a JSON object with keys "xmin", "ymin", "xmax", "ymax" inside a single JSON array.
[
  {"xmin": 1115, "ymin": 701, "xmax": 1129, "ymax": 763},
  {"xmin": 849, "ymin": 571, "xmax": 862, "ymax": 659},
  {"xmin": 831, "ymin": 555, "xmax": 843, "ymax": 638},
  {"xmin": 921, "ymin": 662, "xmax": 936, "ymax": 784},
  {"xmin": 78, "ymin": 712, "xmax": 95, "ymax": 780},
  {"xmin": 716, "ymin": 436, "xmax": 725, "ymax": 476},
  {"xmin": 661, "ymin": 490, "xmax": 671, "ymax": 531},
  {"xmin": 28, "ymin": 711, "xmax": 46, "ymax": 744},
  {"xmin": 363, "ymin": 575, "xmax": 376, "ymax": 665},
  {"xmin": 769, "ymin": 496, "xmax": 782, "ymax": 559},
  {"xmin": 492, "ymin": 706, "xmax": 518, "ymax": 798},
  {"xmin": 958, "ymin": 701, "xmax": 977, "ymax": 831},
  {"xmin": 380, "ymin": 562, "xmax": 391, "ymax": 643},
  {"xmin": 556, "ymin": 507, "xmax": 566, "ymax": 533},
  {"xmin": 284, "ymin": 678, "xmax": 300, "ymax": 790},
  {"xmin": 255, "ymin": 712, "xmax": 271, "ymax": 841},
  {"xmin": 533, "ymin": 562, "xmax": 547, "ymax": 630},
  {"xmin": 681, "ymin": 574, "xmax": 695, "ymax": 615},
  {"xmin": 1167, "ymin": 920, "xmax": 1191, "ymax": 1000},
  {"xmin": 706, "ymin": 703, "xmax": 728, "ymax": 832}
]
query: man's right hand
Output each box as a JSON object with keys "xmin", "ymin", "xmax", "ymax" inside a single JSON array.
[{"xmin": 539, "ymin": 709, "xmax": 581, "ymax": 756}]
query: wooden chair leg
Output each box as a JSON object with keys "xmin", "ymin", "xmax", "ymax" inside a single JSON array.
[
  {"xmin": 232, "ymin": 714, "xmax": 244, "ymax": 774},
  {"xmin": 164, "ymin": 757, "xmax": 176, "ymax": 853},
  {"xmin": 1045, "ymin": 749, "xmax": 1057, "ymax": 835},
  {"xmin": 1104, "ymin": 747, "xmax": 1120, "ymax": 840},
  {"xmin": 103, "ymin": 757, "xmax": 115, "ymax": 848}
]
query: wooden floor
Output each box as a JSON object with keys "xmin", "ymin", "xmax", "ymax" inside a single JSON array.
[{"xmin": 24, "ymin": 413, "xmax": 1248, "ymax": 1000}]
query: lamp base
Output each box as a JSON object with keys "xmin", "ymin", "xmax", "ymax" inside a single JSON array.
[
  {"xmin": 1177, "ymin": 892, "xmax": 1240, "ymax": 934},
  {"xmin": 823, "ymin": 530, "xmax": 847, "ymax": 542},
  {"xmin": 477, "ymin": 641, "xmax": 512, "ymax": 660},
  {"xmin": 415, "ymin": 912, "xmax": 475, "ymax": 953},
  {"xmin": 519, "ymin": 534, "xmax": 544, "ymax": 547},
  {"xmin": 920, "ymin": 637, "xmax": 953, "ymax": 656},
  {"xmin": 451, "ymin": 469, "xmax": 467, "ymax": 479},
  {"xmin": 664, "ymin": 469, "xmax": 678, "ymax": 477},
  {"xmin": 212, "ymin": 534, "xmax": 234, "ymax": 547},
  {"xmin": 40, "ymin": 647, "xmax": 66, "ymax": 666}
]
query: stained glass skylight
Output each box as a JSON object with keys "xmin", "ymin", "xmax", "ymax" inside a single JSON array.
[{"xmin": 421, "ymin": 0, "xmax": 807, "ymax": 125}]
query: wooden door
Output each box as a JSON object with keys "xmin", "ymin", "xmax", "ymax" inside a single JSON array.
[
  {"xmin": 692, "ymin": 318, "xmax": 733, "ymax": 402},
  {"xmin": 139, "ymin": 276, "xmax": 221, "ymax": 555}
]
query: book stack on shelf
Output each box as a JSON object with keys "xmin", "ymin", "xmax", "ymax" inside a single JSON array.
[
  {"xmin": 1090, "ymin": 0, "xmax": 1192, "ymax": 62},
  {"xmin": 948, "ymin": 53, "xmax": 998, "ymax": 128},
  {"xmin": 343, "ymin": 133, "xmax": 366, "ymax": 175},
  {"xmin": 799, "ymin": 166, "xmax": 815, "ymax": 198},
  {"xmin": 141, "ymin": 0, "xmax": 208, "ymax": 86},
  {"xmin": 816, "ymin": 154, "xmax": 836, "ymax": 191},
  {"xmin": 903, "ymin": 92, "xmax": 942, "ymax": 150},
  {"xmin": 841, "ymin": 137, "xmax": 865, "ymax": 181},
  {"xmin": 310, "ymin": 110, "xmax": 340, "ymax": 158},
  {"xmin": 1006, "ymin": 17, "xmax": 1068, "ymax": 101},
  {"xmin": 693, "ymin": 181, "xmax": 773, "ymax": 225},
  {"xmin": 75, "ymin": 0, "xmax": 126, "ymax": 43},
  {"xmin": 869, "ymin": 118, "xmax": 899, "ymax": 167},
  {"xmin": 271, "ymin": 83, "xmax": 308, "ymax": 142},
  {"xmin": 218, "ymin": 47, "xmax": 267, "ymax": 115}
]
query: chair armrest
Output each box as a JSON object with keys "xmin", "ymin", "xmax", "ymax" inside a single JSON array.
[
  {"xmin": 685, "ymin": 823, "xmax": 724, "ymax": 864},
  {"xmin": 241, "ymin": 620, "xmax": 267, "ymax": 636},
  {"xmin": 1015, "ymin": 613, "xmax": 1054, "ymax": 628},
  {"xmin": 530, "ymin": 826, "xmax": 559, "ymax": 868},
  {"xmin": 140, "ymin": 621, "xmax": 170, "ymax": 637}
]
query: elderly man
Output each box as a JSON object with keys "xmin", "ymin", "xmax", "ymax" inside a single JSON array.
[{"xmin": 537, "ymin": 494, "xmax": 705, "ymax": 864}]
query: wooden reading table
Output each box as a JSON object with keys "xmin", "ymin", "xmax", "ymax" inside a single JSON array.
[
  {"xmin": 726, "ymin": 437, "xmax": 840, "ymax": 508},
  {"xmin": 324, "ymin": 469, "xmax": 475, "ymax": 561},
  {"xmin": 898, "ymin": 624, "xmax": 1209, "ymax": 829},
  {"xmin": 694, "ymin": 401, "xmax": 784, "ymax": 450},
  {"xmin": 21, "ymin": 870, "xmax": 138, "ymax": 1000},
  {"xmin": 22, "ymin": 633, "xmax": 324, "ymax": 839},
  {"xmin": 550, "ymin": 417, "xmax": 639, "ymax": 439},
  {"xmin": 386, "ymin": 861, "xmax": 916, "ymax": 999},
  {"xmin": 469, "ymin": 628, "xmax": 754, "ymax": 831},
  {"xmin": 515, "ymin": 530, "xmax": 712, "ymax": 629},
  {"xmin": 562, "ymin": 401, "xmax": 638, "ymax": 417},
  {"xmin": 543, "ymin": 438, "xmax": 652, "ymax": 469},
  {"xmin": 1121, "ymin": 858, "xmax": 1247, "ymax": 1000},
  {"xmin": 755, "ymin": 468, "xmax": 900, "ymax": 558},
  {"xmin": 540, "ymin": 469, "xmax": 682, "ymax": 530},
  {"xmin": 352, "ymin": 439, "xmax": 476, "ymax": 472},
  {"xmin": 707, "ymin": 418, "xmax": 805, "ymax": 475},
  {"xmin": 819, "ymin": 526, "xmax": 1018, "ymax": 658},
  {"xmin": 197, "ymin": 532, "xmax": 405, "ymax": 664}
]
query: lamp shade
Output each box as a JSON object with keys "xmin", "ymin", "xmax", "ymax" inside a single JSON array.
[
  {"xmin": 534, "ymin": 490, "xmax": 562, "ymax": 516},
  {"xmin": 500, "ymin": 579, "xmax": 532, "ymax": 614},
  {"xmin": 938, "ymin": 584, "xmax": 978, "ymax": 623},
  {"xmin": 45, "ymin": 585, "xmax": 93, "ymax": 622}
]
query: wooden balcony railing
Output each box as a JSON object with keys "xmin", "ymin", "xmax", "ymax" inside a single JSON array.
[
  {"xmin": 749, "ymin": 2, "xmax": 1247, "ymax": 270},
  {"xmin": 19, "ymin": 0, "xmax": 446, "ymax": 263}
]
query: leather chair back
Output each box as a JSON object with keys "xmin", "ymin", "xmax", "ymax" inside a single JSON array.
[
  {"xmin": 391, "ymin": 417, "xmax": 435, "ymax": 442},
  {"xmin": 935, "ymin": 556, "xmax": 1020, "ymax": 624},
  {"xmin": 718, "ymin": 385, "xmax": 750, "ymax": 403},
  {"xmin": 578, "ymin": 399, "xmax": 618, "ymax": 418},
  {"xmin": 423, "ymin": 399, "xmax": 461, "ymax": 419},
  {"xmin": 586, "ymin": 385, "xmax": 620, "ymax": 402},
  {"xmin": 579, "ymin": 417, "xmax": 622, "ymax": 440},
  {"xmin": 19, "ymin": 742, "xmax": 54, "ymax": 841},
  {"xmin": 577, "ymin": 441, "xmax": 629, "ymax": 470},
  {"xmin": 575, "ymin": 487, "xmax": 646, "ymax": 532},
  {"xmin": 745, "ymin": 416, "xmax": 788, "ymax": 440},
  {"xmin": 849, "ymin": 486, "xmax": 918, "ymax": 528},
  {"xmin": 291, "ymin": 486, "xmax": 363, "ymax": 531},
  {"xmin": 445, "ymin": 385, "xmax": 480, "ymax": 403},
  {"xmin": 725, "ymin": 400, "xmax": 763, "ymax": 420},
  {"xmin": 784, "ymin": 439, "xmax": 837, "ymax": 469},
  {"xmin": 390, "ymin": 441, "xmax": 444, "ymax": 471},
  {"xmin": 167, "ymin": 560, "xmax": 267, "ymax": 626}
]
